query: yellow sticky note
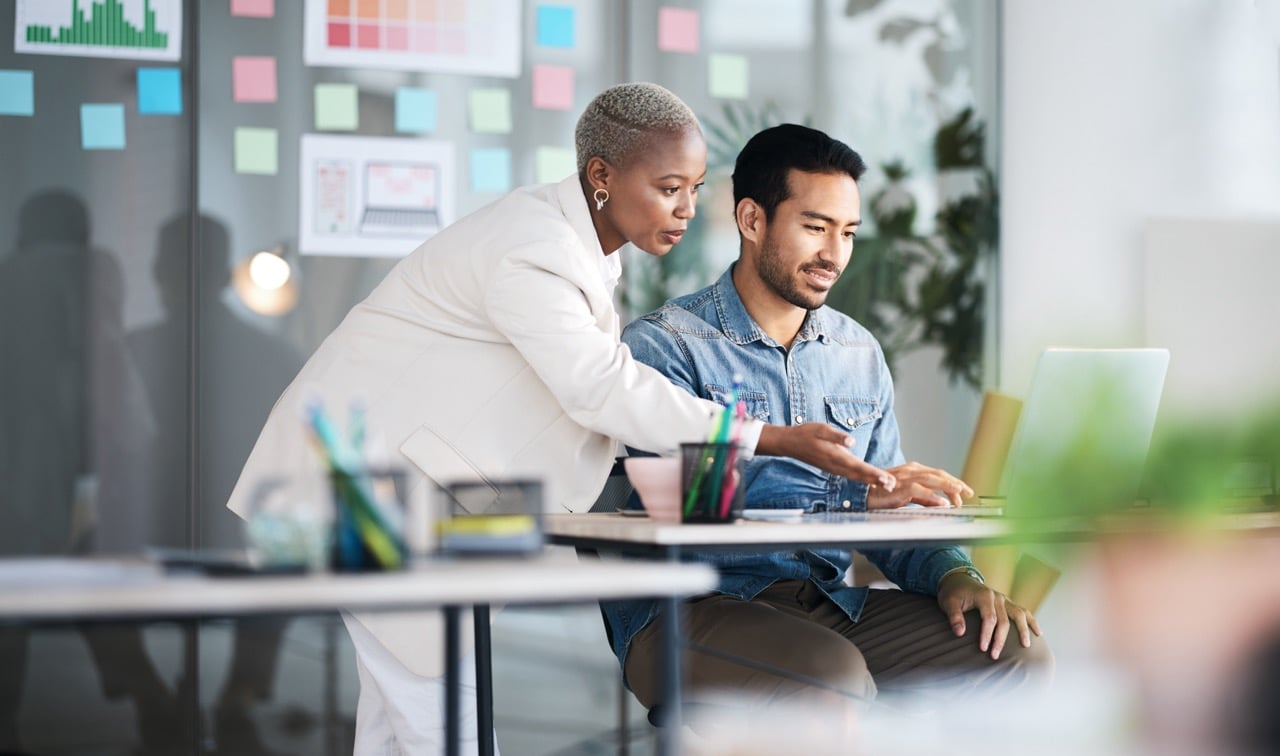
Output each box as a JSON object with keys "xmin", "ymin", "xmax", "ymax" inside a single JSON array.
[
  {"xmin": 234, "ymin": 127, "xmax": 278, "ymax": 175},
  {"xmin": 468, "ymin": 88, "xmax": 512, "ymax": 134},
  {"xmin": 708, "ymin": 54, "xmax": 749, "ymax": 100},
  {"xmin": 535, "ymin": 146, "xmax": 576, "ymax": 184},
  {"xmin": 315, "ymin": 83, "xmax": 359, "ymax": 131}
]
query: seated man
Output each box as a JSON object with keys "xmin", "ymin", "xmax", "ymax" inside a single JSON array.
[{"xmin": 603, "ymin": 124, "xmax": 1052, "ymax": 721}]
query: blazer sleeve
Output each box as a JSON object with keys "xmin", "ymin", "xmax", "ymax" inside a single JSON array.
[{"xmin": 483, "ymin": 243, "xmax": 719, "ymax": 456}]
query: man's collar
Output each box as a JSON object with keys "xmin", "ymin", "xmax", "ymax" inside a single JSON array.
[{"xmin": 712, "ymin": 264, "xmax": 830, "ymax": 347}]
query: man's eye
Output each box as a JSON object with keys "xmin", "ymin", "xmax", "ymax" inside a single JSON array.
[{"xmin": 805, "ymin": 225, "xmax": 824, "ymax": 233}]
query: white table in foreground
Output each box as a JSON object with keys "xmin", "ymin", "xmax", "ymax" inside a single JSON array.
[
  {"xmin": 0, "ymin": 556, "xmax": 717, "ymax": 623},
  {"xmin": 0, "ymin": 555, "xmax": 717, "ymax": 756}
]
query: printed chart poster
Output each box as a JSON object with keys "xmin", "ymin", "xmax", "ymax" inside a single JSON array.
[
  {"xmin": 303, "ymin": 0, "xmax": 520, "ymax": 77},
  {"xmin": 299, "ymin": 134, "xmax": 455, "ymax": 258},
  {"xmin": 15, "ymin": 0, "xmax": 183, "ymax": 62}
]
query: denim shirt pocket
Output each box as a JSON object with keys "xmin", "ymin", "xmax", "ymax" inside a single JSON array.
[
  {"xmin": 705, "ymin": 384, "xmax": 771, "ymax": 422},
  {"xmin": 825, "ymin": 396, "xmax": 881, "ymax": 451}
]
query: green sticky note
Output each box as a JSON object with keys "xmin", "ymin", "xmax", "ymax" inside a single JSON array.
[
  {"xmin": 315, "ymin": 83, "xmax": 359, "ymax": 131},
  {"xmin": 468, "ymin": 88, "xmax": 512, "ymax": 134},
  {"xmin": 708, "ymin": 53, "xmax": 749, "ymax": 100},
  {"xmin": 235, "ymin": 127, "xmax": 278, "ymax": 175},
  {"xmin": 535, "ymin": 146, "xmax": 576, "ymax": 184}
]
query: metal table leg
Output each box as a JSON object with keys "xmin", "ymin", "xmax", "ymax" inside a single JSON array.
[
  {"xmin": 474, "ymin": 604, "xmax": 494, "ymax": 756},
  {"xmin": 657, "ymin": 545, "xmax": 683, "ymax": 756},
  {"xmin": 445, "ymin": 605, "xmax": 461, "ymax": 756}
]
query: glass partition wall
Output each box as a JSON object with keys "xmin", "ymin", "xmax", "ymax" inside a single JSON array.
[{"xmin": 0, "ymin": 2, "xmax": 998, "ymax": 752}]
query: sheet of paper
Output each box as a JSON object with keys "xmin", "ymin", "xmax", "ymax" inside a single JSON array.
[
  {"xmin": 235, "ymin": 126, "xmax": 278, "ymax": 174},
  {"xmin": 532, "ymin": 64, "xmax": 573, "ymax": 111},
  {"xmin": 658, "ymin": 6, "xmax": 699, "ymax": 53},
  {"xmin": 231, "ymin": 0, "xmax": 275, "ymax": 18},
  {"xmin": 137, "ymin": 67, "xmax": 182, "ymax": 114},
  {"xmin": 395, "ymin": 87, "xmax": 436, "ymax": 133},
  {"xmin": 535, "ymin": 146, "xmax": 575, "ymax": 184},
  {"xmin": 0, "ymin": 69, "xmax": 34, "ymax": 116},
  {"xmin": 80, "ymin": 103, "xmax": 126, "ymax": 149},
  {"xmin": 535, "ymin": 5, "xmax": 575, "ymax": 48},
  {"xmin": 470, "ymin": 147, "xmax": 512, "ymax": 193},
  {"xmin": 468, "ymin": 88, "xmax": 512, "ymax": 134},
  {"xmin": 708, "ymin": 53, "xmax": 749, "ymax": 99},
  {"xmin": 315, "ymin": 82, "xmax": 359, "ymax": 131},
  {"xmin": 232, "ymin": 55, "xmax": 277, "ymax": 103}
]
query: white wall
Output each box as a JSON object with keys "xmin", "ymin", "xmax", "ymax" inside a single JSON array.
[{"xmin": 999, "ymin": 0, "xmax": 1280, "ymax": 397}]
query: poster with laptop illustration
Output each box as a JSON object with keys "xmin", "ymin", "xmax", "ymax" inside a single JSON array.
[{"xmin": 299, "ymin": 133, "xmax": 454, "ymax": 257}]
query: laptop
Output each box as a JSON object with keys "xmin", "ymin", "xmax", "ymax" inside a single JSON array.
[
  {"xmin": 994, "ymin": 347, "xmax": 1170, "ymax": 517},
  {"xmin": 358, "ymin": 161, "xmax": 442, "ymax": 238}
]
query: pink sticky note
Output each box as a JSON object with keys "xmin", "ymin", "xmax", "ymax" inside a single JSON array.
[
  {"xmin": 658, "ymin": 7, "xmax": 699, "ymax": 53},
  {"xmin": 532, "ymin": 64, "xmax": 574, "ymax": 111},
  {"xmin": 231, "ymin": 0, "xmax": 274, "ymax": 18},
  {"xmin": 233, "ymin": 56, "xmax": 277, "ymax": 103}
]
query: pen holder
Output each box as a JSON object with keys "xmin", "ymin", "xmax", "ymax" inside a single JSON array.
[
  {"xmin": 329, "ymin": 467, "xmax": 409, "ymax": 572},
  {"xmin": 680, "ymin": 442, "xmax": 746, "ymax": 523}
]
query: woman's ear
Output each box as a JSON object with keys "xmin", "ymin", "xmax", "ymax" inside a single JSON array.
[
  {"xmin": 585, "ymin": 156, "xmax": 611, "ymax": 191},
  {"xmin": 736, "ymin": 198, "xmax": 763, "ymax": 243}
]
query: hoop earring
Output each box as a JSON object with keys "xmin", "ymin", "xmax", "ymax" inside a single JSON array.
[{"xmin": 594, "ymin": 188, "xmax": 609, "ymax": 211}]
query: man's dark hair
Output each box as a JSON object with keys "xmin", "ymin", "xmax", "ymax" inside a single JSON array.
[{"xmin": 731, "ymin": 124, "xmax": 867, "ymax": 220}]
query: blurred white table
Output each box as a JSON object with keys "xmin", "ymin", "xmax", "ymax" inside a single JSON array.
[{"xmin": 0, "ymin": 555, "xmax": 717, "ymax": 756}]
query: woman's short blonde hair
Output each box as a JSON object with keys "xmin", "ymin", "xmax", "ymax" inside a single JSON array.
[{"xmin": 574, "ymin": 82, "xmax": 700, "ymax": 174}]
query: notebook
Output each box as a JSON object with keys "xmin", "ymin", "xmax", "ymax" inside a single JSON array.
[{"xmin": 996, "ymin": 347, "xmax": 1170, "ymax": 515}]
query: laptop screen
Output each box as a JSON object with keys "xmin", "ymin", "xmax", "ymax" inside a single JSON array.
[{"xmin": 1000, "ymin": 348, "xmax": 1170, "ymax": 516}]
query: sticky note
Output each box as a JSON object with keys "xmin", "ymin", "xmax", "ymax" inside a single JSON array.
[
  {"xmin": 234, "ymin": 127, "xmax": 278, "ymax": 174},
  {"xmin": 468, "ymin": 88, "xmax": 512, "ymax": 134},
  {"xmin": 232, "ymin": 56, "xmax": 277, "ymax": 103},
  {"xmin": 80, "ymin": 104, "xmax": 126, "ymax": 150},
  {"xmin": 395, "ymin": 87, "xmax": 436, "ymax": 133},
  {"xmin": 231, "ymin": 0, "xmax": 275, "ymax": 17},
  {"xmin": 0, "ymin": 70, "xmax": 34, "ymax": 116},
  {"xmin": 536, "ymin": 5, "xmax": 575, "ymax": 48},
  {"xmin": 532, "ymin": 64, "xmax": 574, "ymax": 111},
  {"xmin": 470, "ymin": 148, "xmax": 512, "ymax": 193},
  {"xmin": 708, "ymin": 54, "xmax": 749, "ymax": 100},
  {"xmin": 137, "ymin": 68, "xmax": 182, "ymax": 115},
  {"xmin": 535, "ymin": 146, "xmax": 576, "ymax": 184},
  {"xmin": 315, "ymin": 83, "xmax": 359, "ymax": 131},
  {"xmin": 658, "ymin": 7, "xmax": 699, "ymax": 53}
]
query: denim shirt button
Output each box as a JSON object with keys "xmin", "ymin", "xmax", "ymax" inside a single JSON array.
[
  {"xmin": 793, "ymin": 414, "xmax": 804, "ymax": 424},
  {"xmin": 842, "ymin": 500, "xmax": 852, "ymax": 509},
  {"xmin": 847, "ymin": 417, "xmax": 856, "ymax": 425}
]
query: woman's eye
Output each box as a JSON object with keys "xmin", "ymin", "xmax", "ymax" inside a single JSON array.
[{"xmin": 663, "ymin": 187, "xmax": 680, "ymax": 195}]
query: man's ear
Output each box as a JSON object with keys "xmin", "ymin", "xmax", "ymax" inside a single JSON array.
[
  {"xmin": 736, "ymin": 198, "xmax": 764, "ymax": 243},
  {"xmin": 585, "ymin": 156, "xmax": 612, "ymax": 192}
]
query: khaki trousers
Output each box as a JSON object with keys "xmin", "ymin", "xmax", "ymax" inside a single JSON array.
[{"xmin": 625, "ymin": 580, "xmax": 1053, "ymax": 715}]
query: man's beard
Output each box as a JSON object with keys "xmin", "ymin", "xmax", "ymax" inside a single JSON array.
[{"xmin": 755, "ymin": 236, "xmax": 841, "ymax": 311}]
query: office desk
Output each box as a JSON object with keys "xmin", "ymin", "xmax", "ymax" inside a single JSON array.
[
  {"xmin": 543, "ymin": 510, "xmax": 1011, "ymax": 752},
  {"xmin": 0, "ymin": 555, "xmax": 717, "ymax": 756}
]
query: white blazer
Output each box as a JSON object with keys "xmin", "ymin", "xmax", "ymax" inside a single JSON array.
[{"xmin": 227, "ymin": 175, "xmax": 720, "ymax": 676}]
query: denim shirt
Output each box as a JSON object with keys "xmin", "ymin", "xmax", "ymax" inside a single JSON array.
[{"xmin": 600, "ymin": 265, "xmax": 974, "ymax": 672}]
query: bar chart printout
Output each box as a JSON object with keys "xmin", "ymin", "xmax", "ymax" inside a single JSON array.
[{"xmin": 15, "ymin": 0, "xmax": 183, "ymax": 61}]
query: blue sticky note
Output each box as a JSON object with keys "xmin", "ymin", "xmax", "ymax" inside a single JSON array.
[
  {"xmin": 395, "ymin": 87, "xmax": 436, "ymax": 133},
  {"xmin": 470, "ymin": 148, "xmax": 512, "ymax": 193},
  {"xmin": 0, "ymin": 70, "xmax": 35, "ymax": 116},
  {"xmin": 536, "ymin": 5, "xmax": 575, "ymax": 48},
  {"xmin": 137, "ymin": 68, "xmax": 182, "ymax": 115},
  {"xmin": 80, "ymin": 104, "xmax": 126, "ymax": 150}
]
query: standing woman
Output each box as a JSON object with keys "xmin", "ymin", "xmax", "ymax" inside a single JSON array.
[{"xmin": 228, "ymin": 83, "xmax": 894, "ymax": 753}]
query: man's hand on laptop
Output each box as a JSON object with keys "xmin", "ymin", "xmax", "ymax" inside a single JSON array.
[
  {"xmin": 758, "ymin": 423, "xmax": 897, "ymax": 491},
  {"xmin": 866, "ymin": 462, "xmax": 973, "ymax": 509}
]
